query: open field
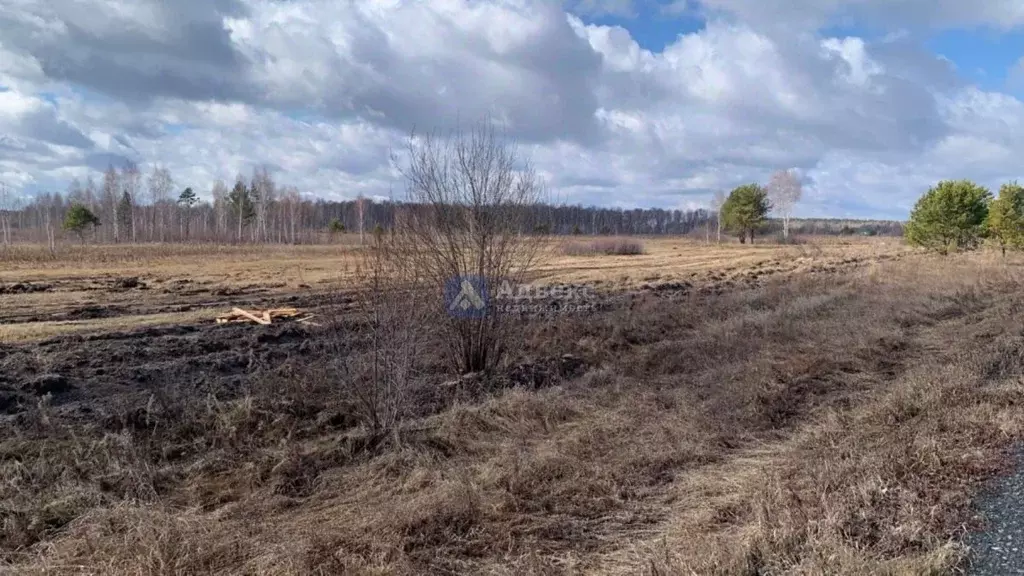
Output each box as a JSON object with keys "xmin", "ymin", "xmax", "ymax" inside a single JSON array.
[
  {"xmin": 2, "ymin": 237, "xmax": 1024, "ymax": 574},
  {"xmin": 0, "ymin": 236, "xmax": 909, "ymax": 342}
]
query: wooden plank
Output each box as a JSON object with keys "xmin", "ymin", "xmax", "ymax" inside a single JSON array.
[
  {"xmin": 214, "ymin": 307, "xmax": 309, "ymax": 325},
  {"xmin": 232, "ymin": 307, "xmax": 271, "ymax": 325}
]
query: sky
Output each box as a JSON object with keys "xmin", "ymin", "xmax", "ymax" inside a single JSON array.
[{"xmin": 2, "ymin": 0, "xmax": 1024, "ymax": 218}]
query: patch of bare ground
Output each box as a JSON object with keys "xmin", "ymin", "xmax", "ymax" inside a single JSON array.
[{"xmin": 3, "ymin": 251, "xmax": 1024, "ymax": 574}]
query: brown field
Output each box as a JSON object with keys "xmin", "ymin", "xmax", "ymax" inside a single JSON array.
[
  {"xmin": 0, "ymin": 236, "xmax": 907, "ymax": 341},
  {"xmin": 2, "ymin": 235, "xmax": 1023, "ymax": 574}
]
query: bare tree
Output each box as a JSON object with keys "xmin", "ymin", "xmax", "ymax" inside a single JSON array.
[
  {"xmin": 283, "ymin": 186, "xmax": 301, "ymax": 244},
  {"xmin": 211, "ymin": 180, "xmax": 229, "ymax": 241},
  {"xmin": 229, "ymin": 175, "xmax": 254, "ymax": 243},
  {"xmin": 75, "ymin": 176, "xmax": 101, "ymax": 239},
  {"xmin": 83, "ymin": 176, "xmax": 98, "ymax": 215},
  {"xmin": 44, "ymin": 206, "xmax": 55, "ymax": 253},
  {"xmin": 148, "ymin": 166, "xmax": 173, "ymax": 241},
  {"xmin": 767, "ymin": 169, "xmax": 802, "ymax": 239},
  {"xmin": 356, "ymin": 194, "xmax": 367, "ymax": 245},
  {"xmin": 121, "ymin": 162, "xmax": 141, "ymax": 242},
  {"xmin": 66, "ymin": 178, "xmax": 83, "ymax": 204},
  {"xmin": 102, "ymin": 165, "xmax": 120, "ymax": 243},
  {"xmin": 711, "ymin": 190, "xmax": 727, "ymax": 244},
  {"xmin": 0, "ymin": 182, "xmax": 14, "ymax": 246},
  {"xmin": 250, "ymin": 165, "xmax": 275, "ymax": 243},
  {"xmin": 394, "ymin": 121, "xmax": 548, "ymax": 374}
]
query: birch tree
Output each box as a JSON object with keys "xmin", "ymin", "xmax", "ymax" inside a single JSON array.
[
  {"xmin": 711, "ymin": 190, "xmax": 727, "ymax": 244},
  {"xmin": 148, "ymin": 166, "xmax": 173, "ymax": 241},
  {"xmin": 121, "ymin": 162, "xmax": 141, "ymax": 242},
  {"xmin": 66, "ymin": 178, "xmax": 83, "ymax": 203},
  {"xmin": 250, "ymin": 166, "xmax": 275, "ymax": 243},
  {"xmin": 766, "ymin": 169, "xmax": 802, "ymax": 239},
  {"xmin": 0, "ymin": 182, "xmax": 14, "ymax": 246},
  {"xmin": 211, "ymin": 180, "xmax": 229, "ymax": 241},
  {"xmin": 356, "ymin": 194, "xmax": 367, "ymax": 245},
  {"xmin": 283, "ymin": 186, "xmax": 301, "ymax": 244},
  {"xmin": 229, "ymin": 176, "xmax": 254, "ymax": 243},
  {"xmin": 102, "ymin": 165, "xmax": 120, "ymax": 242},
  {"xmin": 83, "ymin": 176, "xmax": 98, "ymax": 214}
]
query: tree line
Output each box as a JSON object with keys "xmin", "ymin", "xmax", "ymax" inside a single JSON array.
[{"xmin": 0, "ymin": 163, "xmax": 905, "ymax": 247}]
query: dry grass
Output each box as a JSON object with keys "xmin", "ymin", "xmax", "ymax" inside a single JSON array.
[
  {"xmin": 539, "ymin": 235, "xmax": 909, "ymax": 289},
  {"xmin": 0, "ymin": 243, "xmax": 365, "ymax": 341},
  {"xmin": 607, "ymin": 259, "xmax": 1024, "ymax": 574},
  {"xmin": 4, "ymin": 243, "xmax": 1024, "ymax": 574},
  {"xmin": 1, "ymin": 236, "xmax": 909, "ymax": 341},
  {"xmin": 0, "ymin": 236, "xmax": 905, "ymax": 284},
  {"xmin": 0, "ymin": 243, "xmax": 365, "ymax": 284},
  {"xmin": 561, "ymin": 238, "xmax": 646, "ymax": 256}
]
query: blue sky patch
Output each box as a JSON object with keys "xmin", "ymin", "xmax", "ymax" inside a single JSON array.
[
  {"xmin": 926, "ymin": 29, "xmax": 1024, "ymax": 93},
  {"xmin": 579, "ymin": 1, "xmax": 707, "ymax": 52}
]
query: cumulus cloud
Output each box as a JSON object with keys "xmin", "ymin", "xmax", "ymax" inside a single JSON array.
[
  {"xmin": 1, "ymin": 0, "xmax": 1024, "ymax": 217},
  {"xmin": 0, "ymin": 0, "xmax": 249, "ymax": 102},
  {"xmin": 694, "ymin": 0, "xmax": 1024, "ymax": 31}
]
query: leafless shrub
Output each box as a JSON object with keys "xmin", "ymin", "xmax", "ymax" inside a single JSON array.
[
  {"xmin": 392, "ymin": 120, "xmax": 549, "ymax": 374},
  {"xmin": 561, "ymin": 238, "xmax": 646, "ymax": 256},
  {"xmin": 321, "ymin": 234, "xmax": 432, "ymax": 435}
]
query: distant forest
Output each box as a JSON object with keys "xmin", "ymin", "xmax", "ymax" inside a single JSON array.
[{"xmin": 0, "ymin": 165, "xmax": 904, "ymax": 245}]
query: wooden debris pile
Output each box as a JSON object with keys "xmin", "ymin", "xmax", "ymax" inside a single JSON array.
[{"xmin": 215, "ymin": 307, "xmax": 320, "ymax": 326}]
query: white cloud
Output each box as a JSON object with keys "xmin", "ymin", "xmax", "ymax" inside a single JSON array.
[
  {"xmin": 694, "ymin": 0, "xmax": 1024, "ymax": 31},
  {"xmin": 821, "ymin": 37, "xmax": 883, "ymax": 88},
  {"xmin": 0, "ymin": 0, "xmax": 1023, "ymax": 217}
]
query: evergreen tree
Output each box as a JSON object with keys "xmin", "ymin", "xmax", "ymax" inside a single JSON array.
[
  {"xmin": 722, "ymin": 184, "xmax": 771, "ymax": 244},
  {"xmin": 117, "ymin": 189, "xmax": 134, "ymax": 242},
  {"xmin": 63, "ymin": 204, "xmax": 101, "ymax": 243},
  {"xmin": 178, "ymin": 187, "xmax": 199, "ymax": 240},
  {"xmin": 905, "ymin": 180, "xmax": 991, "ymax": 254},
  {"xmin": 986, "ymin": 181, "xmax": 1024, "ymax": 256}
]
